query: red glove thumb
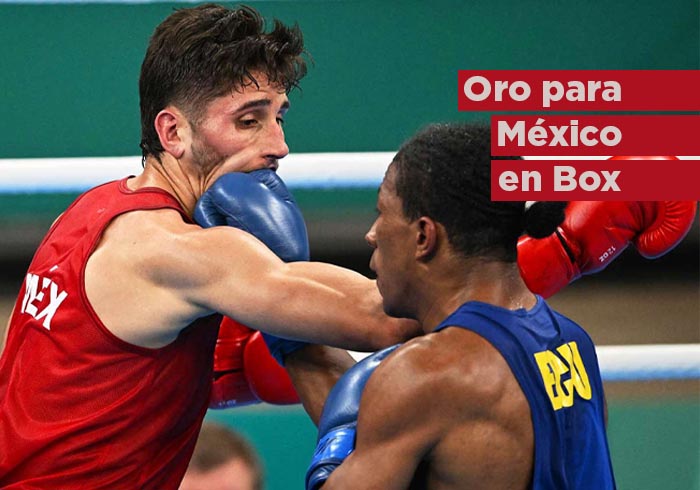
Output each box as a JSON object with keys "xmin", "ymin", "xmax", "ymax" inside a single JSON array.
[{"xmin": 608, "ymin": 157, "xmax": 697, "ymax": 258}]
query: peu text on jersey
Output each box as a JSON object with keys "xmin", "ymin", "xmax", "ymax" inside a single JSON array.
[{"xmin": 534, "ymin": 341, "xmax": 592, "ymax": 411}]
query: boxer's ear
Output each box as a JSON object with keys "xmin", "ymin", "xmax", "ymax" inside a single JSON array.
[
  {"xmin": 415, "ymin": 216, "xmax": 439, "ymax": 261},
  {"xmin": 154, "ymin": 106, "xmax": 189, "ymax": 159}
]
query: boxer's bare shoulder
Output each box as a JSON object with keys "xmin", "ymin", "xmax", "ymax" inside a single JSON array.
[
  {"xmin": 352, "ymin": 328, "xmax": 533, "ymax": 490},
  {"xmin": 83, "ymin": 208, "xmax": 209, "ymax": 347}
]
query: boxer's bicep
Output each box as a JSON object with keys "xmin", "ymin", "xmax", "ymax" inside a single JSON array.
[{"xmin": 157, "ymin": 224, "xmax": 284, "ymax": 316}]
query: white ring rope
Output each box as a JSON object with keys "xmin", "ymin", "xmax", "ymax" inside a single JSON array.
[
  {"xmin": 4, "ymin": 154, "xmax": 699, "ymax": 194},
  {"xmin": 3, "ymin": 154, "xmax": 699, "ymax": 382},
  {"xmin": 0, "ymin": 153, "xmax": 394, "ymax": 193},
  {"xmin": 596, "ymin": 343, "xmax": 700, "ymax": 382},
  {"xmin": 350, "ymin": 344, "xmax": 700, "ymax": 381}
]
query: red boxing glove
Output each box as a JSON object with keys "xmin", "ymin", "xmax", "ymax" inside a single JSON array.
[
  {"xmin": 606, "ymin": 157, "xmax": 695, "ymax": 258},
  {"xmin": 244, "ymin": 331, "xmax": 302, "ymax": 403},
  {"xmin": 518, "ymin": 199, "xmax": 697, "ymax": 298},
  {"xmin": 518, "ymin": 156, "xmax": 697, "ymax": 297},
  {"xmin": 209, "ymin": 317, "xmax": 300, "ymax": 409}
]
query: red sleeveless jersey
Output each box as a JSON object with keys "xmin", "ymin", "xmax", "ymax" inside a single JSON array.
[{"xmin": 0, "ymin": 178, "xmax": 220, "ymax": 489}]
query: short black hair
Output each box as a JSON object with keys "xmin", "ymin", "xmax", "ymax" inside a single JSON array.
[{"xmin": 392, "ymin": 122, "xmax": 566, "ymax": 261}]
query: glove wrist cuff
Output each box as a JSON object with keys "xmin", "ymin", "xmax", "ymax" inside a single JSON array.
[
  {"xmin": 312, "ymin": 424, "xmax": 356, "ymax": 462},
  {"xmin": 306, "ymin": 425, "xmax": 356, "ymax": 490},
  {"xmin": 260, "ymin": 332, "xmax": 309, "ymax": 366}
]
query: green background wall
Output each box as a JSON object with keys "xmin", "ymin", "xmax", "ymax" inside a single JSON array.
[
  {"xmin": 1, "ymin": 1, "xmax": 698, "ymax": 489},
  {"xmin": 1, "ymin": 0, "xmax": 698, "ymax": 158}
]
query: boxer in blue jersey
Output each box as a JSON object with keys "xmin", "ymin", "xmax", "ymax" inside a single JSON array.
[{"xmin": 306, "ymin": 122, "xmax": 619, "ymax": 489}]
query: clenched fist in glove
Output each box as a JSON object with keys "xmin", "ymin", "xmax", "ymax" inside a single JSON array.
[{"xmin": 518, "ymin": 199, "xmax": 697, "ymax": 298}]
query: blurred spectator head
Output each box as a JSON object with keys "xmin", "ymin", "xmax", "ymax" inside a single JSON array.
[{"xmin": 180, "ymin": 422, "xmax": 263, "ymax": 490}]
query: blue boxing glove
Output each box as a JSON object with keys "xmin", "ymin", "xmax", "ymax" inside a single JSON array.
[
  {"xmin": 305, "ymin": 344, "xmax": 401, "ymax": 490},
  {"xmin": 194, "ymin": 169, "xmax": 310, "ymax": 365},
  {"xmin": 195, "ymin": 169, "xmax": 310, "ymax": 262}
]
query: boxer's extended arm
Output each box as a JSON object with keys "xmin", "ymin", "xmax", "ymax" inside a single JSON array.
[
  {"xmin": 164, "ymin": 224, "xmax": 417, "ymax": 351},
  {"xmin": 285, "ymin": 345, "xmax": 355, "ymax": 425},
  {"xmin": 188, "ymin": 169, "xmax": 418, "ymax": 349},
  {"xmin": 195, "ymin": 170, "xmax": 365, "ymax": 415},
  {"xmin": 86, "ymin": 209, "xmax": 418, "ymax": 350}
]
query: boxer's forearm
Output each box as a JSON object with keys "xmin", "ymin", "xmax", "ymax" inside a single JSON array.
[{"xmin": 284, "ymin": 345, "xmax": 355, "ymax": 425}]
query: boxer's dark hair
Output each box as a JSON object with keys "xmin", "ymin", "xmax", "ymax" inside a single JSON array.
[
  {"xmin": 139, "ymin": 3, "xmax": 307, "ymax": 163},
  {"xmin": 391, "ymin": 122, "xmax": 567, "ymax": 262}
]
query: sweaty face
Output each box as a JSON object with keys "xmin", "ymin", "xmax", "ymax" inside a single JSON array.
[
  {"xmin": 365, "ymin": 164, "xmax": 417, "ymax": 318},
  {"xmin": 187, "ymin": 74, "xmax": 290, "ymax": 182}
]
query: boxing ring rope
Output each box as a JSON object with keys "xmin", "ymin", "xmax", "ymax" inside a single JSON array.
[
  {"xmin": 596, "ymin": 344, "xmax": 700, "ymax": 382},
  {"xmin": 0, "ymin": 154, "xmax": 393, "ymax": 193},
  {"xmin": 351, "ymin": 344, "xmax": 700, "ymax": 382},
  {"xmin": 5, "ymin": 154, "xmax": 700, "ymax": 193},
  {"xmin": 3, "ymin": 154, "xmax": 700, "ymax": 382}
]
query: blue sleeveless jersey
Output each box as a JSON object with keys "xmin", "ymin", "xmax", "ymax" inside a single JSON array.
[{"xmin": 435, "ymin": 297, "xmax": 616, "ymax": 489}]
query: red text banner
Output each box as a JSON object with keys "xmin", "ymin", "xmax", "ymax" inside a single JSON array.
[
  {"xmin": 490, "ymin": 115, "xmax": 700, "ymax": 156},
  {"xmin": 490, "ymin": 159, "xmax": 700, "ymax": 200},
  {"xmin": 458, "ymin": 70, "xmax": 700, "ymax": 112}
]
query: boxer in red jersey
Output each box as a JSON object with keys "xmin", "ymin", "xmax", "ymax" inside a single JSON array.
[
  {"xmin": 0, "ymin": 5, "xmax": 414, "ymax": 489},
  {"xmin": 0, "ymin": 4, "xmax": 695, "ymax": 490}
]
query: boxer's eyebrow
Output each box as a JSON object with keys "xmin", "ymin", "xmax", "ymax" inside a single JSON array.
[{"xmin": 235, "ymin": 99, "xmax": 290, "ymax": 113}]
